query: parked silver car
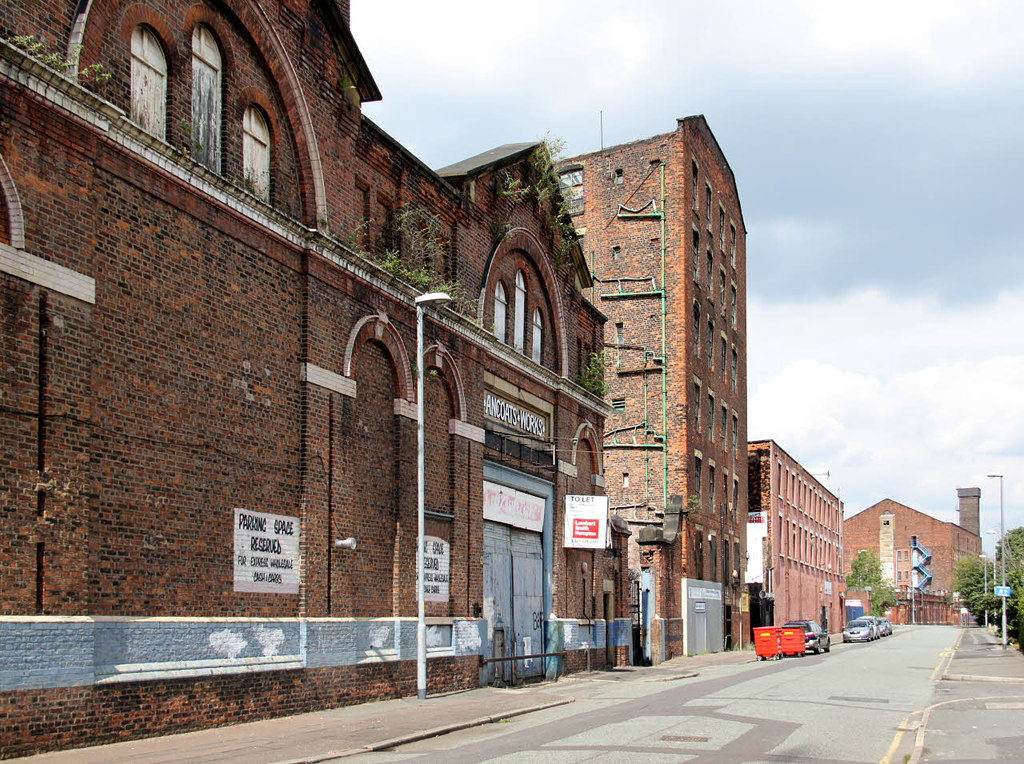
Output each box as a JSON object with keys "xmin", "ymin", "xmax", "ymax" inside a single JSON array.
[
  {"xmin": 843, "ymin": 618, "xmax": 873, "ymax": 642},
  {"xmin": 859, "ymin": 615, "xmax": 881, "ymax": 640}
]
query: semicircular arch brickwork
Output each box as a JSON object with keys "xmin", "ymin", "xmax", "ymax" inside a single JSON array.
[
  {"xmin": 0, "ymin": 153, "xmax": 26, "ymax": 249},
  {"xmin": 343, "ymin": 313, "xmax": 413, "ymax": 401},
  {"xmin": 75, "ymin": 0, "xmax": 326, "ymax": 227},
  {"xmin": 478, "ymin": 227, "xmax": 567, "ymax": 375}
]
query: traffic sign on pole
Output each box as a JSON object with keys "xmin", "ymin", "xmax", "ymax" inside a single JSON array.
[{"xmin": 994, "ymin": 585, "xmax": 1012, "ymax": 598}]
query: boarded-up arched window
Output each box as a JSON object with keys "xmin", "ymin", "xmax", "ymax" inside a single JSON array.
[
  {"xmin": 493, "ymin": 282, "xmax": 507, "ymax": 343},
  {"xmin": 242, "ymin": 105, "xmax": 270, "ymax": 200},
  {"xmin": 531, "ymin": 307, "xmax": 543, "ymax": 364},
  {"xmin": 513, "ymin": 270, "xmax": 526, "ymax": 352},
  {"xmin": 130, "ymin": 26, "xmax": 166, "ymax": 139},
  {"xmin": 191, "ymin": 25, "xmax": 222, "ymax": 171}
]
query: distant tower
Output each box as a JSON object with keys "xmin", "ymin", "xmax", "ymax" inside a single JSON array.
[{"xmin": 956, "ymin": 487, "xmax": 981, "ymax": 536}]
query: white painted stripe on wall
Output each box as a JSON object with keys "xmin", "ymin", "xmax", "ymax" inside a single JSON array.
[
  {"xmin": 0, "ymin": 243, "xmax": 95, "ymax": 304},
  {"xmin": 303, "ymin": 362, "xmax": 356, "ymax": 397}
]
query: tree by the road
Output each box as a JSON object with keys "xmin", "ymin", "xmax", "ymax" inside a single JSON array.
[
  {"xmin": 847, "ymin": 549, "xmax": 897, "ymax": 615},
  {"xmin": 953, "ymin": 555, "xmax": 998, "ymax": 625},
  {"xmin": 996, "ymin": 527, "xmax": 1024, "ymax": 643}
]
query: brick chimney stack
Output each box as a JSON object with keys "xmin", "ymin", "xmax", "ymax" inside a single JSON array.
[{"xmin": 956, "ymin": 487, "xmax": 981, "ymax": 536}]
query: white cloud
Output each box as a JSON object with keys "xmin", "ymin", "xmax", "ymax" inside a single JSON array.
[{"xmin": 749, "ymin": 289, "xmax": 1024, "ymax": 545}]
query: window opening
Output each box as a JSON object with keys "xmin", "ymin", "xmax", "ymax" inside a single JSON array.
[
  {"xmin": 493, "ymin": 282, "xmax": 507, "ymax": 343},
  {"xmin": 130, "ymin": 26, "xmax": 166, "ymax": 139},
  {"xmin": 191, "ymin": 25, "xmax": 222, "ymax": 171},
  {"xmin": 513, "ymin": 271, "xmax": 526, "ymax": 352},
  {"xmin": 531, "ymin": 307, "xmax": 543, "ymax": 364},
  {"xmin": 242, "ymin": 106, "xmax": 270, "ymax": 200}
]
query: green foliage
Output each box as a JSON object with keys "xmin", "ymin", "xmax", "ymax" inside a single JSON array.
[
  {"xmin": 575, "ymin": 350, "xmax": 607, "ymax": 397},
  {"xmin": 492, "ymin": 139, "xmax": 579, "ymax": 270},
  {"xmin": 847, "ymin": 549, "xmax": 897, "ymax": 615},
  {"xmin": 340, "ymin": 206, "xmax": 475, "ymax": 317},
  {"xmin": 953, "ymin": 555, "xmax": 999, "ymax": 625},
  {"xmin": 4, "ymin": 36, "xmax": 111, "ymax": 84},
  {"xmin": 997, "ymin": 527, "xmax": 1024, "ymax": 642}
]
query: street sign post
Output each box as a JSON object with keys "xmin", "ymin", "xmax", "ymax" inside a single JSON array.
[{"xmin": 994, "ymin": 585, "xmax": 1012, "ymax": 598}]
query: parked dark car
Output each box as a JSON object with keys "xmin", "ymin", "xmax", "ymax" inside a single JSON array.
[
  {"xmin": 784, "ymin": 620, "xmax": 831, "ymax": 654},
  {"xmin": 843, "ymin": 618, "xmax": 873, "ymax": 642}
]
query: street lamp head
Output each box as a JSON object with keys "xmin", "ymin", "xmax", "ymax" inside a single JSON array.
[
  {"xmin": 415, "ymin": 292, "xmax": 452, "ymax": 307},
  {"xmin": 987, "ymin": 474, "xmax": 1002, "ymax": 479}
]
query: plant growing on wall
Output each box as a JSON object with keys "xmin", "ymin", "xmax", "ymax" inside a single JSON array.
[
  {"xmin": 340, "ymin": 205, "xmax": 475, "ymax": 317},
  {"xmin": 3, "ymin": 36, "xmax": 110, "ymax": 85},
  {"xmin": 575, "ymin": 350, "xmax": 607, "ymax": 398}
]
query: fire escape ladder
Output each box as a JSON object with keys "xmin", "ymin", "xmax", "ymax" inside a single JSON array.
[{"xmin": 910, "ymin": 535, "xmax": 933, "ymax": 590}]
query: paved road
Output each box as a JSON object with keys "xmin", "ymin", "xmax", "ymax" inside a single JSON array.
[
  {"xmin": 361, "ymin": 626, "xmax": 960, "ymax": 763},
  {"xmin": 15, "ymin": 626, "xmax": 1024, "ymax": 763}
]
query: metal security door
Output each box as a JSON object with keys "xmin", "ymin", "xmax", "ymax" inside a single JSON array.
[
  {"xmin": 483, "ymin": 522, "xmax": 513, "ymax": 684},
  {"xmin": 510, "ymin": 528, "xmax": 544, "ymax": 679},
  {"xmin": 641, "ymin": 568, "xmax": 655, "ymax": 665}
]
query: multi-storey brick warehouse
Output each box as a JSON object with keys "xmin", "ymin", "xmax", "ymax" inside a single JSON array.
[
  {"xmin": 746, "ymin": 440, "xmax": 844, "ymax": 633},
  {"xmin": 843, "ymin": 495, "xmax": 982, "ymax": 602},
  {"xmin": 0, "ymin": 1, "xmax": 626, "ymax": 756},
  {"xmin": 564, "ymin": 118, "xmax": 748, "ymax": 660}
]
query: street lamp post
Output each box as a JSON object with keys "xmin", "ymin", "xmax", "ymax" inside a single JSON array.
[
  {"xmin": 416, "ymin": 292, "xmax": 451, "ymax": 700},
  {"xmin": 987, "ymin": 474, "xmax": 1007, "ymax": 650}
]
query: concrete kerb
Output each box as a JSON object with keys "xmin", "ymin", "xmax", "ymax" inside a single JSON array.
[
  {"xmin": 283, "ymin": 697, "xmax": 575, "ymax": 763},
  {"xmin": 305, "ymin": 652, "xmax": 756, "ymax": 761},
  {"xmin": 903, "ymin": 629, "xmax": 1024, "ymax": 764}
]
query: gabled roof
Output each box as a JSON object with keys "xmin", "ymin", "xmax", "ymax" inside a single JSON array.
[
  {"xmin": 436, "ymin": 142, "xmax": 538, "ymax": 181},
  {"xmin": 316, "ymin": 0, "xmax": 382, "ymax": 103}
]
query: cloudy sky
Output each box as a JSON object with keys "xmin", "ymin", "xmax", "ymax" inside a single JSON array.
[{"xmin": 351, "ymin": 0, "xmax": 1024, "ymax": 555}]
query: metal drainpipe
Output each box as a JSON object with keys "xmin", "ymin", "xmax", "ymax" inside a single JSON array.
[{"xmin": 659, "ymin": 163, "xmax": 668, "ymax": 515}]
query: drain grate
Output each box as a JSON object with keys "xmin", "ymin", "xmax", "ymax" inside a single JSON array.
[{"xmin": 661, "ymin": 735, "xmax": 710, "ymax": 743}]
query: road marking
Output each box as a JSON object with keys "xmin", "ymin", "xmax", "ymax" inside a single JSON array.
[
  {"xmin": 879, "ymin": 713, "xmax": 913, "ymax": 764},
  {"xmin": 986, "ymin": 701, "xmax": 1024, "ymax": 710}
]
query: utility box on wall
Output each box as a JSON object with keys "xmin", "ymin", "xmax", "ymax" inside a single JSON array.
[{"xmin": 681, "ymin": 578, "xmax": 724, "ymax": 655}]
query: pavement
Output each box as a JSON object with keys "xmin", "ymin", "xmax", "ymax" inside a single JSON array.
[
  {"xmin": 897, "ymin": 626, "xmax": 1024, "ymax": 764},
  {"xmin": 15, "ymin": 629, "xmax": 1024, "ymax": 764},
  {"xmin": 940, "ymin": 625, "xmax": 1024, "ymax": 684},
  {"xmin": 14, "ymin": 649, "xmax": 756, "ymax": 764}
]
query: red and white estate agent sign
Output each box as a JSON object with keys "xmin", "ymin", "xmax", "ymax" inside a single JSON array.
[{"xmin": 564, "ymin": 494, "xmax": 609, "ymax": 549}]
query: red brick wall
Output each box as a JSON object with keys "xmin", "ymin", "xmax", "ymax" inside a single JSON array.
[
  {"xmin": 0, "ymin": 0, "xmax": 613, "ymax": 752},
  {"xmin": 0, "ymin": 657, "xmax": 479, "ymax": 759},
  {"xmin": 567, "ymin": 118, "xmax": 747, "ymax": 649},
  {"xmin": 843, "ymin": 499, "xmax": 981, "ymax": 595}
]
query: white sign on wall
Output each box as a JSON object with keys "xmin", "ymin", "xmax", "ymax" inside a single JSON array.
[
  {"xmin": 564, "ymin": 494, "xmax": 609, "ymax": 549},
  {"xmin": 483, "ymin": 481, "xmax": 546, "ymax": 532},
  {"xmin": 483, "ymin": 392, "xmax": 547, "ymax": 438},
  {"xmin": 746, "ymin": 511, "xmax": 768, "ymax": 584},
  {"xmin": 233, "ymin": 508, "xmax": 300, "ymax": 594},
  {"xmin": 422, "ymin": 535, "xmax": 450, "ymax": 602}
]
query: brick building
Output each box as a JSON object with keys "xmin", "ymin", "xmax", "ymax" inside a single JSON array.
[
  {"xmin": 0, "ymin": 1, "xmax": 625, "ymax": 755},
  {"xmin": 563, "ymin": 118, "xmax": 748, "ymax": 660},
  {"xmin": 843, "ymin": 493, "xmax": 982, "ymax": 624},
  {"xmin": 746, "ymin": 440, "xmax": 844, "ymax": 633}
]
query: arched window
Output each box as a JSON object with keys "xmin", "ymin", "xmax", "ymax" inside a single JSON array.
[
  {"xmin": 191, "ymin": 25, "xmax": 222, "ymax": 172},
  {"xmin": 242, "ymin": 105, "xmax": 270, "ymax": 200},
  {"xmin": 130, "ymin": 26, "xmax": 166, "ymax": 139},
  {"xmin": 531, "ymin": 308, "xmax": 543, "ymax": 364},
  {"xmin": 493, "ymin": 282, "xmax": 507, "ymax": 343},
  {"xmin": 513, "ymin": 270, "xmax": 526, "ymax": 352}
]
